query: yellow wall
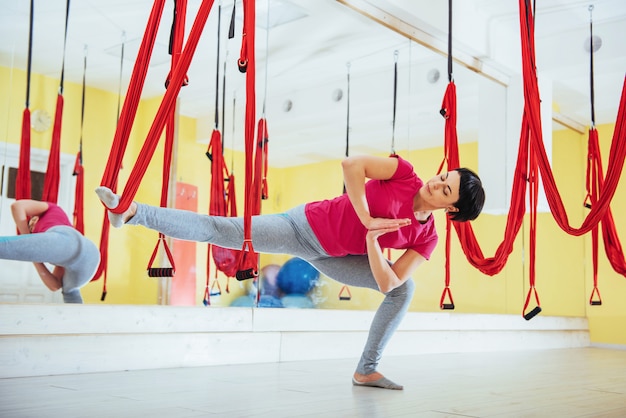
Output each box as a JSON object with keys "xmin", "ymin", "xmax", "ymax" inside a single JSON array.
[{"xmin": 2, "ymin": 66, "xmax": 626, "ymax": 346}]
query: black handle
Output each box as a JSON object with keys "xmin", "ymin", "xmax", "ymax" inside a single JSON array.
[
  {"xmin": 441, "ymin": 303, "xmax": 455, "ymax": 310},
  {"xmin": 523, "ymin": 306, "xmax": 542, "ymax": 320},
  {"xmin": 147, "ymin": 267, "xmax": 175, "ymax": 277},
  {"xmin": 236, "ymin": 268, "xmax": 257, "ymax": 281}
]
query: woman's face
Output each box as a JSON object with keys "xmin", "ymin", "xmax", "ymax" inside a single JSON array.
[
  {"xmin": 419, "ymin": 171, "xmax": 461, "ymax": 212},
  {"xmin": 28, "ymin": 216, "xmax": 39, "ymax": 233}
]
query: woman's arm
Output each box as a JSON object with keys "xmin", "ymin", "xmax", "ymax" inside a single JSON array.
[
  {"xmin": 342, "ymin": 155, "xmax": 407, "ymax": 230},
  {"xmin": 33, "ymin": 262, "xmax": 63, "ymax": 291},
  {"xmin": 11, "ymin": 200, "xmax": 63, "ymax": 290},
  {"xmin": 366, "ymin": 228, "xmax": 426, "ymax": 293},
  {"xmin": 11, "ymin": 200, "xmax": 49, "ymax": 234}
]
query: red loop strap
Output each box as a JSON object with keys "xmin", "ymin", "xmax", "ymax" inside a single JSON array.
[
  {"xmin": 147, "ymin": 233, "xmax": 176, "ymax": 276},
  {"xmin": 589, "ymin": 286, "xmax": 602, "ymax": 306},
  {"xmin": 210, "ymin": 278, "xmax": 222, "ymax": 296},
  {"xmin": 522, "ymin": 286, "xmax": 541, "ymax": 320},
  {"xmin": 338, "ymin": 285, "xmax": 352, "ymax": 301},
  {"xmin": 203, "ymin": 286, "xmax": 210, "ymax": 306},
  {"xmin": 439, "ymin": 286, "xmax": 455, "ymax": 310},
  {"xmin": 236, "ymin": 239, "xmax": 258, "ymax": 280}
]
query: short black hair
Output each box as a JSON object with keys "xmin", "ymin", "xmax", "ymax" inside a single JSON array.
[{"xmin": 448, "ymin": 168, "xmax": 485, "ymax": 222}]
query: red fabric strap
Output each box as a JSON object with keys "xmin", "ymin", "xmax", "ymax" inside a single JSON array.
[
  {"xmin": 107, "ymin": 1, "xmax": 215, "ymax": 214},
  {"xmin": 236, "ymin": 0, "xmax": 259, "ymax": 279},
  {"xmin": 207, "ymin": 128, "xmax": 240, "ymax": 278},
  {"xmin": 42, "ymin": 94, "xmax": 64, "ymax": 203},
  {"xmin": 339, "ymin": 285, "xmax": 352, "ymax": 301},
  {"xmin": 16, "ymin": 109, "xmax": 32, "ymax": 200},
  {"xmin": 100, "ymin": 0, "xmax": 167, "ymax": 192},
  {"xmin": 72, "ymin": 152, "xmax": 85, "ymax": 234},
  {"xmin": 147, "ymin": 233, "xmax": 176, "ymax": 275}
]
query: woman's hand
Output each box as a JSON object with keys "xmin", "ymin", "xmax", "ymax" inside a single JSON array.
[
  {"xmin": 33, "ymin": 262, "xmax": 63, "ymax": 291},
  {"xmin": 365, "ymin": 219, "xmax": 413, "ymax": 294},
  {"xmin": 364, "ymin": 217, "xmax": 411, "ymax": 232}
]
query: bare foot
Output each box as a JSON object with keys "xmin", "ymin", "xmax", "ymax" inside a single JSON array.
[{"xmin": 95, "ymin": 187, "xmax": 137, "ymax": 228}]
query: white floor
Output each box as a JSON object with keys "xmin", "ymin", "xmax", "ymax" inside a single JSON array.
[{"xmin": 1, "ymin": 347, "xmax": 625, "ymax": 418}]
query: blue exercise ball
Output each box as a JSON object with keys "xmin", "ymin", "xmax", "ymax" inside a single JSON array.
[
  {"xmin": 258, "ymin": 295, "xmax": 284, "ymax": 308},
  {"xmin": 276, "ymin": 257, "xmax": 319, "ymax": 295}
]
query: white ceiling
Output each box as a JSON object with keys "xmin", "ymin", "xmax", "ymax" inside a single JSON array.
[{"xmin": 1, "ymin": 0, "xmax": 625, "ymax": 167}]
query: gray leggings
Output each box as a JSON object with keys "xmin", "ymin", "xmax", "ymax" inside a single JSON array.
[
  {"xmin": 0, "ymin": 226, "xmax": 100, "ymax": 303},
  {"xmin": 130, "ymin": 203, "xmax": 415, "ymax": 375}
]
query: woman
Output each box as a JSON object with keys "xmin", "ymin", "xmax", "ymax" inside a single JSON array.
[
  {"xmin": 96, "ymin": 154, "xmax": 485, "ymax": 389},
  {"xmin": 1, "ymin": 199, "xmax": 100, "ymax": 303}
]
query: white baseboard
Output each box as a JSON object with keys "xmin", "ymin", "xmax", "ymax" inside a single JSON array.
[{"xmin": 0, "ymin": 304, "xmax": 590, "ymax": 378}]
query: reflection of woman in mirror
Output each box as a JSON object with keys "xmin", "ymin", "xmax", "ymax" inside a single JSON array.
[
  {"xmin": 1, "ymin": 199, "xmax": 100, "ymax": 303},
  {"xmin": 97, "ymin": 154, "xmax": 485, "ymax": 389}
]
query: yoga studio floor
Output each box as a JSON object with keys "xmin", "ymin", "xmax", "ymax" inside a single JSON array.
[{"xmin": 2, "ymin": 347, "xmax": 625, "ymax": 418}]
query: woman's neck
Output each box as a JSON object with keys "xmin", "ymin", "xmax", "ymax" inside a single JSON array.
[
  {"xmin": 412, "ymin": 193, "xmax": 434, "ymax": 222},
  {"xmin": 414, "ymin": 210, "xmax": 432, "ymax": 223}
]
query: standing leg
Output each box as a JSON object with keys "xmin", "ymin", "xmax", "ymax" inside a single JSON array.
[
  {"xmin": 308, "ymin": 256, "xmax": 415, "ymax": 390},
  {"xmin": 354, "ymin": 279, "xmax": 415, "ymax": 388},
  {"xmin": 60, "ymin": 230, "xmax": 101, "ymax": 303}
]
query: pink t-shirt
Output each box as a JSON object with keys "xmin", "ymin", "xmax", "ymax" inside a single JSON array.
[
  {"xmin": 305, "ymin": 156, "xmax": 438, "ymax": 259},
  {"xmin": 33, "ymin": 203, "xmax": 72, "ymax": 233}
]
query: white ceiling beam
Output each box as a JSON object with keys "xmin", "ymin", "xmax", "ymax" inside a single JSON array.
[
  {"xmin": 337, "ymin": 0, "xmax": 589, "ymax": 135},
  {"xmin": 552, "ymin": 112, "xmax": 587, "ymax": 134},
  {"xmin": 336, "ymin": 0, "xmax": 510, "ymax": 86}
]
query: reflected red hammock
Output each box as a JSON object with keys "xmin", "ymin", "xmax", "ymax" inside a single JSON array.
[
  {"xmin": 16, "ymin": 0, "xmax": 34, "ymax": 201},
  {"xmin": 41, "ymin": 94, "xmax": 63, "ymax": 203},
  {"xmin": 207, "ymin": 128, "xmax": 240, "ymax": 278},
  {"xmin": 72, "ymin": 152, "xmax": 84, "ymax": 234},
  {"xmin": 16, "ymin": 109, "xmax": 32, "ymax": 201},
  {"xmin": 233, "ymin": 0, "xmax": 261, "ymax": 281}
]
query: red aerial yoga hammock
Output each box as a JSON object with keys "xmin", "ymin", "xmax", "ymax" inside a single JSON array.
[
  {"xmin": 72, "ymin": 48, "xmax": 87, "ymax": 235},
  {"xmin": 91, "ymin": 33, "xmax": 126, "ymax": 300},
  {"xmin": 232, "ymin": 0, "xmax": 262, "ymax": 281},
  {"xmin": 16, "ymin": 0, "xmax": 34, "ymax": 201},
  {"xmin": 42, "ymin": 0, "xmax": 71, "ymax": 205},
  {"xmin": 438, "ymin": 0, "xmax": 543, "ymax": 318},
  {"xmin": 439, "ymin": 0, "xmax": 626, "ymax": 318},
  {"xmin": 98, "ymin": 0, "xmax": 263, "ymax": 294},
  {"xmin": 145, "ymin": 0, "xmax": 188, "ymax": 279},
  {"xmin": 204, "ymin": 4, "xmax": 240, "ymax": 305},
  {"xmin": 17, "ymin": 0, "xmax": 70, "ymax": 205},
  {"xmin": 96, "ymin": 0, "xmax": 191, "ymax": 297},
  {"xmin": 583, "ymin": 7, "xmax": 626, "ymax": 305}
]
